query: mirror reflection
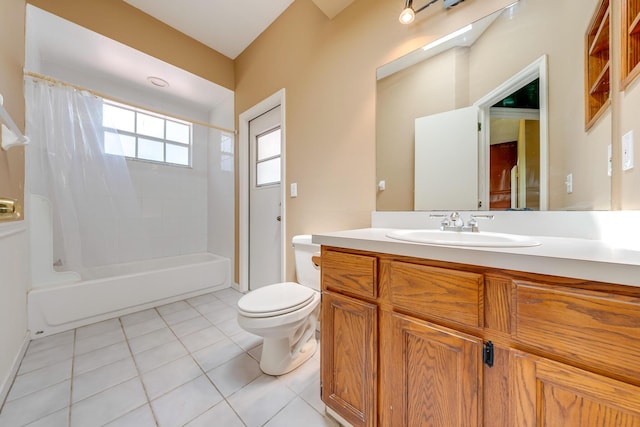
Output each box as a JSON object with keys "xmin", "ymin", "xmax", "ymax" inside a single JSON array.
[{"xmin": 376, "ymin": 0, "xmax": 611, "ymax": 211}]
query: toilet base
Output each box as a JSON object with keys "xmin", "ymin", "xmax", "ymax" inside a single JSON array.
[{"xmin": 260, "ymin": 334, "xmax": 318, "ymax": 376}]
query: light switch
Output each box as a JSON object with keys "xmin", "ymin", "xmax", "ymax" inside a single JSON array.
[
  {"xmin": 378, "ymin": 180, "xmax": 386, "ymax": 191},
  {"xmin": 565, "ymin": 173, "xmax": 573, "ymax": 194},
  {"xmin": 623, "ymin": 131, "xmax": 634, "ymax": 171},
  {"xmin": 290, "ymin": 183, "xmax": 298, "ymax": 198}
]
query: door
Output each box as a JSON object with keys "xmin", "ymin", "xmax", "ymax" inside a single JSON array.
[
  {"xmin": 490, "ymin": 141, "xmax": 517, "ymax": 209},
  {"xmin": 414, "ymin": 106, "xmax": 479, "ymax": 210},
  {"xmin": 249, "ymin": 106, "xmax": 282, "ymax": 290},
  {"xmin": 321, "ymin": 291, "xmax": 377, "ymax": 427},
  {"xmin": 380, "ymin": 310, "xmax": 482, "ymax": 427},
  {"xmin": 511, "ymin": 351, "xmax": 640, "ymax": 426}
]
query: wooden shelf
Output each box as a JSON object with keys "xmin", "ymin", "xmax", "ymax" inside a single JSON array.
[
  {"xmin": 622, "ymin": 0, "xmax": 640, "ymax": 90},
  {"xmin": 590, "ymin": 61, "xmax": 610, "ymax": 95},
  {"xmin": 585, "ymin": 0, "xmax": 610, "ymax": 130},
  {"xmin": 589, "ymin": 8, "xmax": 610, "ymax": 55},
  {"xmin": 629, "ymin": 10, "xmax": 640, "ymax": 35}
]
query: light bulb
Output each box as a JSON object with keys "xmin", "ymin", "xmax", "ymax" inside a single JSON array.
[{"xmin": 399, "ymin": 7, "xmax": 415, "ymax": 24}]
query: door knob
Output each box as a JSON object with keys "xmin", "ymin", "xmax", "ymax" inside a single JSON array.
[{"xmin": 276, "ymin": 215, "xmax": 281, "ymax": 222}]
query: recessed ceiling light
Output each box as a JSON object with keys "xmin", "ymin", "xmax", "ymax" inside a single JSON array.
[{"xmin": 147, "ymin": 76, "xmax": 170, "ymax": 88}]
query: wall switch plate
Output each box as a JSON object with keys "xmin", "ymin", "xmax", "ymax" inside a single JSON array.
[
  {"xmin": 290, "ymin": 183, "xmax": 297, "ymax": 198},
  {"xmin": 565, "ymin": 173, "xmax": 573, "ymax": 194},
  {"xmin": 608, "ymin": 144, "xmax": 612, "ymax": 176},
  {"xmin": 623, "ymin": 131, "xmax": 634, "ymax": 171},
  {"xmin": 378, "ymin": 180, "xmax": 386, "ymax": 191}
]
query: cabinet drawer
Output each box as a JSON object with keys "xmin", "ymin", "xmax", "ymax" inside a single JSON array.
[
  {"xmin": 322, "ymin": 248, "xmax": 377, "ymax": 299},
  {"xmin": 513, "ymin": 281, "xmax": 640, "ymax": 383},
  {"xmin": 385, "ymin": 261, "xmax": 484, "ymax": 328}
]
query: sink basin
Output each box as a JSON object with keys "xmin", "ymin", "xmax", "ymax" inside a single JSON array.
[{"xmin": 386, "ymin": 229, "xmax": 541, "ymax": 248}]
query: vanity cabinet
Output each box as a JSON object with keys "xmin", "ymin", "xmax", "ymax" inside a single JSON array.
[
  {"xmin": 321, "ymin": 248, "xmax": 378, "ymax": 427},
  {"xmin": 319, "ymin": 246, "xmax": 640, "ymax": 427},
  {"xmin": 511, "ymin": 351, "xmax": 640, "ymax": 426},
  {"xmin": 379, "ymin": 311, "xmax": 482, "ymax": 426}
]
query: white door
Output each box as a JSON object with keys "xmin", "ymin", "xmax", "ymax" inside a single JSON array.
[
  {"xmin": 249, "ymin": 106, "xmax": 282, "ymax": 290},
  {"xmin": 414, "ymin": 106, "xmax": 479, "ymax": 210}
]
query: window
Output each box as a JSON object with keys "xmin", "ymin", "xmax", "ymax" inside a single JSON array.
[
  {"xmin": 255, "ymin": 127, "xmax": 281, "ymax": 186},
  {"xmin": 102, "ymin": 101, "xmax": 192, "ymax": 166}
]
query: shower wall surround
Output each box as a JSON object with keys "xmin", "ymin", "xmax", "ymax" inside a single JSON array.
[{"xmin": 126, "ymin": 126, "xmax": 209, "ymax": 260}]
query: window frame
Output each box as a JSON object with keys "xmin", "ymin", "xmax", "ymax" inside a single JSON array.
[{"xmin": 254, "ymin": 126, "xmax": 282, "ymax": 188}]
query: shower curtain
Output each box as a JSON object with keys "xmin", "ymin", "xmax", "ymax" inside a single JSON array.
[{"xmin": 25, "ymin": 77, "xmax": 150, "ymax": 274}]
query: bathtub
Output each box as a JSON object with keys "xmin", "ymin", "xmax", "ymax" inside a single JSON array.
[{"xmin": 28, "ymin": 252, "xmax": 231, "ymax": 338}]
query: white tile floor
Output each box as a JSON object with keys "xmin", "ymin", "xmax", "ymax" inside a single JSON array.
[{"xmin": 0, "ymin": 288, "xmax": 338, "ymax": 427}]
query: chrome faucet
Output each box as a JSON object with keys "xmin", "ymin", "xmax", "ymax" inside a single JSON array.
[{"xmin": 429, "ymin": 212, "xmax": 494, "ymax": 232}]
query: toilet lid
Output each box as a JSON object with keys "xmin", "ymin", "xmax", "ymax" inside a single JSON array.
[{"xmin": 238, "ymin": 282, "xmax": 315, "ymax": 317}]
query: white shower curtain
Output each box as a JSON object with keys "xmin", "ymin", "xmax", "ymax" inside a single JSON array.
[{"xmin": 25, "ymin": 77, "xmax": 150, "ymax": 273}]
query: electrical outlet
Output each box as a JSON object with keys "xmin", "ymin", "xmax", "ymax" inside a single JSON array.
[{"xmin": 623, "ymin": 131, "xmax": 634, "ymax": 171}]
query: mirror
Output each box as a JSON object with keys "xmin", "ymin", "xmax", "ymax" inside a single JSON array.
[{"xmin": 376, "ymin": 0, "xmax": 612, "ymax": 211}]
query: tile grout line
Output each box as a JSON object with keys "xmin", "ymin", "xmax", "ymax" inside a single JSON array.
[
  {"xmin": 120, "ymin": 310, "xmax": 162, "ymax": 426},
  {"xmin": 182, "ymin": 295, "xmax": 250, "ymax": 427},
  {"xmin": 68, "ymin": 328, "xmax": 76, "ymax": 427}
]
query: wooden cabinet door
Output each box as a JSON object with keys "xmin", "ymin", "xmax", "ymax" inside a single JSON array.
[
  {"xmin": 380, "ymin": 310, "xmax": 483, "ymax": 427},
  {"xmin": 321, "ymin": 291, "xmax": 377, "ymax": 427},
  {"xmin": 511, "ymin": 350, "xmax": 640, "ymax": 427}
]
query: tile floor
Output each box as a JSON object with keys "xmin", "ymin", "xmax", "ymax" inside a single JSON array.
[{"xmin": 0, "ymin": 288, "xmax": 338, "ymax": 427}]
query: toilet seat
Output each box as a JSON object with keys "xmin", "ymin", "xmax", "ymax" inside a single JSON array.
[{"xmin": 238, "ymin": 282, "xmax": 315, "ymax": 318}]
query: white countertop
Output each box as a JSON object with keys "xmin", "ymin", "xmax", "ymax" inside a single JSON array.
[{"xmin": 312, "ymin": 228, "xmax": 640, "ymax": 288}]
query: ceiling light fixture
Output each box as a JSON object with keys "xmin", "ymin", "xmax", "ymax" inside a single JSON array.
[
  {"xmin": 399, "ymin": 0, "xmax": 465, "ymax": 25},
  {"xmin": 147, "ymin": 76, "xmax": 170, "ymax": 88}
]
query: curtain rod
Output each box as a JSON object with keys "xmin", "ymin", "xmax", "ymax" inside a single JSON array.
[{"xmin": 24, "ymin": 71, "xmax": 236, "ymax": 135}]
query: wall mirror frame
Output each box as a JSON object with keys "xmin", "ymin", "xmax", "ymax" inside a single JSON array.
[{"xmin": 376, "ymin": 0, "xmax": 615, "ymax": 212}]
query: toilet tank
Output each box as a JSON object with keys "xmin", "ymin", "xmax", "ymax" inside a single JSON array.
[{"xmin": 292, "ymin": 235, "xmax": 320, "ymax": 291}]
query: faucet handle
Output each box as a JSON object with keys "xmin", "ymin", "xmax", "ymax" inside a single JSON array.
[
  {"xmin": 429, "ymin": 213, "xmax": 450, "ymax": 229},
  {"xmin": 467, "ymin": 214, "xmax": 494, "ymax": 231}
]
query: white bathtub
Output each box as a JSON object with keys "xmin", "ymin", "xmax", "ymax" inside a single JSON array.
[{"xmin": 28, "ymin": 252, "xmax": 231, "ymax": 338}]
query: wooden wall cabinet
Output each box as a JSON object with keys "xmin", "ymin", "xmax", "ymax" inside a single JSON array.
[
  {"xmin": 585, "ymin": 0, "xmax": 610, "ymax": 130},
  {"xmin": 622, "ymin": 0, "xmax": 640, "ymax": 89},
  {"xmin": 320, "ymin": 245, "xmax": 640, "ymax": 426}
]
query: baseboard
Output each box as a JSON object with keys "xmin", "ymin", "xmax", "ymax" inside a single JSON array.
[{"xmin": 0, "ymin": 331, "xmax": 30, "ymax": 410}]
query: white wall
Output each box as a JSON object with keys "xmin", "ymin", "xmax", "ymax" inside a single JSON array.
[
  {"xmin": 126, "ymin": 125, "xmax": 209, "ymax": 260},
  {"xmin": 0, "ymin": 223, "xmax": 30, "ymax": 403},
  {"xmin": 207, "ymin": 97, "xmax": 236, "ymax": 280}
]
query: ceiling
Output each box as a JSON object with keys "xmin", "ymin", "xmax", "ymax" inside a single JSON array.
[
  {"xmin": 123, "ymin": 0, "xmax": 355, "ymax": 60},
  {"xmin": 122, "ymin": 0, "xmax": 295, "ymax": 60},
  {"xmin": 25, "ymin": 0, "xmax": 355, "ymax": 115}
]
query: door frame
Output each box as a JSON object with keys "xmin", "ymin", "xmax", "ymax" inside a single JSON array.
[
  {"xmin": 474, "ymin": 55, "xmax": 548, "ymax": 210},
  {"xmin": 238, "ymin": 89, "xmax": 286, "ymax": 293}
]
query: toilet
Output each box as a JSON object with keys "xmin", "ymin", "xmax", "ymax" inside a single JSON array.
[{"xmin": 237, "ymin": 235, "xmax": 321, "ymax": 376}]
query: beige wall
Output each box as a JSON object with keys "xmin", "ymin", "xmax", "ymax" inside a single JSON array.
[
  {"xmin": 469, "ymin": 0, "xmax": 609, "ymax": 210},
  {"xmin": 377, "ymin": 47, "xmax": 470, "ymax": 210},
  {"xmin": 235, "ymin": 0, "xmax": 514, "ymax": 280},
  {"xmin": 0, "ymin": 0, "xmax": 26, "ymax": 219},
  {"xmin": 0, "ymin": 0, "xmax": 28, "ymax": 402}
]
